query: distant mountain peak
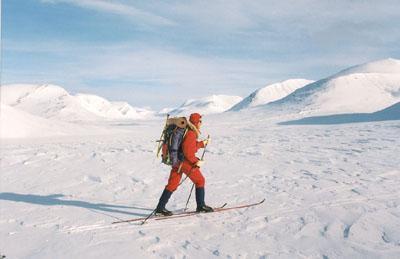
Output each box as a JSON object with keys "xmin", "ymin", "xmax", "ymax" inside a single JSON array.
[
  {"xmin": 167, "ymin": 94, "xmax": 243, "ymax": 116},
  {"xmin": 265, "ymin": 58, "xmax": 400, "ymax": 115},
  {"xmin": 335, "ymin": 58, "xmax": 400, "ymax": 77},
  {"xmin": 1, "ymin": 84, "xmax": 155, "ymax": 121},
  {"xmin": 230, "ymin": 79, "xmax": 314, "ymax": 111}
]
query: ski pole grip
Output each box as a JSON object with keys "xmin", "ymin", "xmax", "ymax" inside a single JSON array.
[{"xmin": 200, "ymin": 135, "xmax": 210, "ymax": 160}]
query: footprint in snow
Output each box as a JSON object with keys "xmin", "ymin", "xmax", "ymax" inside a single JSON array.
[
  {"xmin": 343, "ymin": 224, "xmax": 352, "ymax": 239},
  {"xmin": 182, "ymin": 240, "xmax": 190, "ymax": 249},
  {"xmin": 320, "ymin": 225, "xmax": 328, "ymax": 237},
  {"xmin": 84, "ymin": 175, "xmax": 102, "ymax": 183}
]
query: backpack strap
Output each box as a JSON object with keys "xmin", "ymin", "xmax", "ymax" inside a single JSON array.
[{"xmin": 186, "ymin": 119, "xmax": 200, "ymax": 137}]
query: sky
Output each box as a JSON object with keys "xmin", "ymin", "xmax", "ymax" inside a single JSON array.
[{"xmin": 2, "ymin": 0, "xmax": 400, "ymax": 110}]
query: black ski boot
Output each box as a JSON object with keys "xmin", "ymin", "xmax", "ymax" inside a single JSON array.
[
  {"xmin": 155, "ymin": 189, "xmax": 173, "ymax": 216},
  {"xmin": 195, "ymin": 187, "xmax": 214, "ymax": 213},
  {"xmin": 155, "ymin": 207, "xmax": 173, "ymax": 216},
  {"xmin": 196, "ymin": 204, "xmax": 214, "ymax": 213}
]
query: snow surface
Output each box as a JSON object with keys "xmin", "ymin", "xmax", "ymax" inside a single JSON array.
[
  {"xmin": 0, "ymin": 103, "xmax": 128, "ymax": 139},
  {"xmin": 230, "ymin": 79, "xmax": 314, "ymax": 111},
  {"xmin": 265, "ymin": 58, "xmax": 400, "ymax": 116},
  {"xmin": 279, "ymin": 102, "xmax": 400, "ymax": 125},
  {"xmin": 1, "ymin": 112, "xmax": 399, "ymax": 258},
  {"xmin": 0, "ymin": 104, "xmax": 71, "ymax": 139},
  {"xmin": 167, "ymin": 95, "xmax": 243, "ymax": 116}
]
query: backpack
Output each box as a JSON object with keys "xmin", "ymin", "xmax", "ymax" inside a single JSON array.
[{"xmin": 158, "ymin": 117, "xmax": 188, "ymax": 166}]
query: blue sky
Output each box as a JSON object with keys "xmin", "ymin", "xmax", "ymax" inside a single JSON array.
[{"xmin": 2, "ymin": 0, "xmax": 400, "ymax": 109}]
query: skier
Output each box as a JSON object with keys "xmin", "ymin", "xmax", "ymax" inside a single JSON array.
[{"xmin": 155, "ymin": 113, "xmax": 214, "ymax": 216}]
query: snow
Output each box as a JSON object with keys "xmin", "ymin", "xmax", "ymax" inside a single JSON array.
[
  {"xmin": 168, "ymin": 94, "xmax": 243, "ymax": 116},
  {"xmin": 230, "ymin": 79, "xmax": 314, "ymax": 111},
  {"xmin": 1, "ymin": 58, "xmax": 400, "ymax": 258},
  {"xmin": 336, "ymin": 58, "xmax": 400, "ymax": 76},
  {"xmin": 1, "ymin": 84, "xmax": 155, "ymax": 121},
  {"xmin": 0, "ymin": 104, "xmax": 126, "ymax": 139},
  {"xmin": 76, "ymin": 94, "xmax": 154, "ymax": 120},
  {"xmin": 1, "ymin": 113, "xmax": 399, "ymax": 258},
  {"xmin": 279, "ymin": 102, "xmax": 400, "ymax": 125},
  {"xmin": 266, "ymin": 58, "xmax": 400, "ymax": 116},
  {"xmin": 0, "ymin": 104, "xmax": 70, "ymax": 139}
]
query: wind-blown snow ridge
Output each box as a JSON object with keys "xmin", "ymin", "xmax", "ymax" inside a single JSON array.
[
  {"xmin": 279, "ymin": 102, "xmax": 400, "ymax": 125},
  {"xmin": 0, "ymin": 104, "xmax": 68, "ymax": 139},
  {"xmin": 229, "ymin": 79, "xmax": 314, "ymax": 111},
  {"xmin": 266, "ymin": 58, "xmax": 400, "ymax": 115},
  {"xmin": 0, "ymin": 104, "xmax": 107, "ymax": 139},
  {"xmin": 167, "ymin": 94, "xmax": 243, "ymax": 116}
]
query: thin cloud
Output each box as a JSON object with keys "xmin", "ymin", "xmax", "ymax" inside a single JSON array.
[
  {"xmin": 74, "ymin": 47, "xmax": 274, "ymax": 90},
  {"xmin": 41, "ymin": 0, "xmax": 175, "ymax": 26}
]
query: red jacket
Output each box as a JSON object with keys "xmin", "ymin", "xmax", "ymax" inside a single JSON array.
[{"xmin": 182, "ymin": 129, "xmax": 204, "ymax": 165}]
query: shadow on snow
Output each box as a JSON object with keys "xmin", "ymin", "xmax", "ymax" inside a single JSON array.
[{"xmin": 0, "ymin": 192, "xmax": 152, "ymax": 217}]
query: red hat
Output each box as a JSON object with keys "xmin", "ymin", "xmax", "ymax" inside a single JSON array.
[{"xmin": 189, "ymin": 113, "xmax": 202, "ymax": 124}]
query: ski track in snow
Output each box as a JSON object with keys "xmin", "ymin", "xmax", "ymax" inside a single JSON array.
[{"xmin": 1, "ymin": 118, "xmax": 400, "ymax": 258}]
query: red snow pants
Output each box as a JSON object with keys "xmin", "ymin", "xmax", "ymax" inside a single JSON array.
[{"xmin": 165, "ymin": 161, "xmax": 205, "ymax": 192}]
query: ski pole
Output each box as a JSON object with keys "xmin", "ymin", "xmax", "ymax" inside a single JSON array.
[
  {"xmin": 184, "ymin": 135, "xmax": 210, "ymax": 211},
  {"xmin": 184, "ymin": 183, "xmax": 195, "ymax": 211},
  {"xmin": 200, "ymin": 135, "xmax": 210, "ymax": 160},
  {"xmin": 141, "ymin": 207, "xmax": 157, "ymax": 225}
]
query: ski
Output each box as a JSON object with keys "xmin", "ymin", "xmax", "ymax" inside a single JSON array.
[
  {"xmin": 111, "ymin": 212, "xmax": 173, "ymax": 224},
  {"xmin": 111, "ymin": 203, "xmax": 228, "ymax": 224},
  {"xmin": 154, "ymin": 199, "xmax": 265, "ymax": 221}
]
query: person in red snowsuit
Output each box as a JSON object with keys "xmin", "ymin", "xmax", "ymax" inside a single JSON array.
[{"xmin": 155, "ymin": 113, "xmax": 213, "ymax": 215}]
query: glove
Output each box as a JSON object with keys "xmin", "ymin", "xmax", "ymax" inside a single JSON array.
[
  {"xmin": 203, "ymin": 137, "xmax": 211, "ymax": 146},
  {"xmin": 195, "ymin": 160, "xmax": 204, "ymax": 168}
]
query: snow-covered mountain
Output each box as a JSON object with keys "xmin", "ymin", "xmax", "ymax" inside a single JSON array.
[
  {"xmin": 75, "ymin": 93, "xmax": 153, "ymax": 120},
  {"xmin": 2, "ymin": 58, "xmax": 399, "ymax": 139},
  {"xmin": 167, "ymin": 95, "xmax": 243, "ymax": 116},
  {"xmin": 336, "ymin": 58, "xmax": 400, "ymax": 76},
  {"xmin": 230, "ymin": 79, "xmax": 314, "ymax": 111},
  {"xmin": 1, "ymin": 84, "xmax": 154, "ymax": 121},
  {"xmin": 266, "ymin": 58, "xmax": 400, "ymax": 115}
]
